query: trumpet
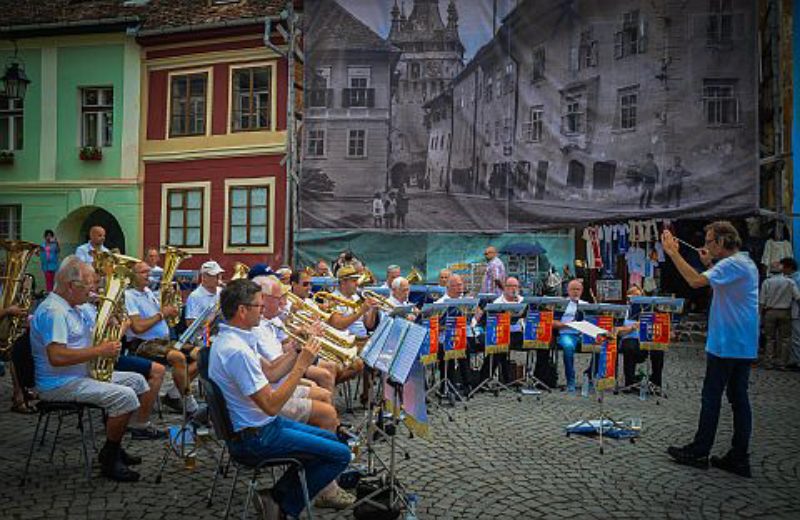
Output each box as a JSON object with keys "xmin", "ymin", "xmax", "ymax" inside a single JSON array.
[
  {"xmin": 313, "ymin": 291, "xmax": 361, "ymax": 311},
  {"xmin": 283, "ymin": 318, "xmax": 359, "ymax": 367},
  {"xmin": 361, "ymin": 289, "xmax": 396, "ymax": 312}
]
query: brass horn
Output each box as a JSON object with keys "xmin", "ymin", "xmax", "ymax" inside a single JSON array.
[
  {"xmin": 0, "ymin": 240, "xmax": 39, "ymax": 359},
  {"xmin": 283, "ymin": 318, "xmax": 359, "ymax": 367},
  {"xmin": 313, "ymin": 290, "xmax": 361, "ymax": 311},
  {"xmin": 160, "ymin": 246, "xmax": 191, "ymax": 327},
  {"xmin": 361, "ymin": 289, "xmax": 396, "ymax": 313},
  {"xmin": 406, "ymin": 267, "xmax": 424, "ymax": 284},
  {"xmin": 231, "ymin": 262, "xmax": 250, "ymax": 281}
]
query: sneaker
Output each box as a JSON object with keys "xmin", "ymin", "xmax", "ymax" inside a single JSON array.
[
  {"xmin": 314, "ymin": 488, "xmax": 355, "ymax": 510},
  {"xmin": 710, "ymin": 452, "xmax": 751, "ymax": 478},
  {"xmin": 161, "ymin": 395, "xmax": 184, "ymax": 413},
  {"xmin": 667, "ymin": 445, "xmax": 708, "ymax": 470},
  {"xmin": 129, "ymin": 424, "xmax": 167, "ymax": 440}
]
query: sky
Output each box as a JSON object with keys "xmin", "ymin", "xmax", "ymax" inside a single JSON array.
[{"xmin": 333, "ymin": 0, "xmax": 518, "ymax": 60}]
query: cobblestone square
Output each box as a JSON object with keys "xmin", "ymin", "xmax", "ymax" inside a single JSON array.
[{"xmin": 1, "ymin": 344, "xmax": 799, "ymax": 519}]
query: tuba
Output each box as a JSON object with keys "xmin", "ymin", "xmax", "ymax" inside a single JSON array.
[
  {"xmin": 88, "ymin": 251, "xmax": 140, "ymax": 382},
  {"xmin": 160, "ymin": 246, "xmax": 191, "ymax": 327},
  {"xmin": 0, "ymin": 240, "xmax": 39, "ymax": 359},
  {"xmin": 231, "ymin": 262, "xmax": 250, "ymax": 281}
]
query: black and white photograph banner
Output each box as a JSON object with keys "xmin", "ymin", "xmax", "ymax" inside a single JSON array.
[{"xmin": 300, "ymin": 0, "xmax": 758, "ymax": 231}]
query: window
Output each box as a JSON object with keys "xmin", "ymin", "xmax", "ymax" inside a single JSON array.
[
  {"xmin": 703, "ymin": 79, "xmax": 738, "ymax": 126},
  {"xmin": 410, "ymin": 62, "xmax": 421, "ymax": 80},
  {"xmin": 306, "ymin": 129, "xmax": 325, "ymax": 157},
  {"xmin": 484, "ymin": 122, "xmax": 491, "ymax": 146},
  {"xmin": 344, "ymin": 67, "xmax": 373, "ymax": 108},
  {"xmin": 495, "ymin": 67, "xmax": 502, "ymax": 98},
  {"xmin": 523, "ymin": 105, "xmax": 543, "ymax": 142},
  {"xmin": 231, "ymin": 66, "xmax": 271, "ymax": 131},
  {"xmin": 309, "ymin": 67, "xmax": 332, "ymax": 108},
  {"xmin": 0, "ymin": 96, "xmax": 23, "ymax": 151},
  {"xmin": 347, "ymin": 129, "xmax": 366, "ymax": 157},
  {"xmin": 532, "ymin": 47, "xmax": 545, "ymax": 82},
  {"xmin": 708, "ymin": 0, "xmax": 733, "ymax": 44},
  {"xmin": 484, "ymin": 72, "xmax": 493, "ymax": 102},
  {"xmin": 614, "ymin": 10, "xmax": 646, "ymax": 59},
  {"xmin": 80, "ymin": 87, "xmax": 113, "ymax": 147},
  {"xmin": 494, "ymin": 120, "xmax": 500, "ymax": 145},
  {"xmin": 567, "ymin": 160, "xmax": 585, "ymax": 189},
  {"xmin": 562, "ymin": 93, "xmax": 584, "ymax": 135},
  {"xmin": 503, "ymin": 117, "xmax": 512, "ymax": 143},
  {"xmin": 617, "ymin": 86, "xmax": 638, "ymax": 130},
  {"xmin": 228, "ymin": 184, "xmax": 270, "ymax": 248},
  {"xmin": 169, "ymin": 72, "xmax": 208, "ymax": 137},
  {"xmin": 166, "ymin": 188, "xmax": 204, "ymax": 248},
  {"xmin": 580, "ymin": 28, "xmax": 598, "ymax": 68},
  {"xmin": 503, "ymin": 62, "xmax": 514, "ymax": 94},
  {"xmin": 0, "ymin": 205, "xmax": 21, "ymax": 240}
]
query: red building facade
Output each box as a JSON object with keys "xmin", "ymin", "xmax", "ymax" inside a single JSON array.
[{"xmin": 138, "ymin": 20, "xmax": 289, "ymax": 272}]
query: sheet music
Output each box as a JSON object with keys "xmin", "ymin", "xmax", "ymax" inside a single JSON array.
[
  {"xmin": 390, "ymin": 321, "xmax": 428, "ymax": 385},
  {"xmin": 361, "ymin": 316, "xmax": 392, "ymax": 368},
  {"xmin": 565, "ymin": 320, "xmax": 609, "ymax": 338},
  {"xmin": 375, "ymin": 319, "xmax": 409, "ymax": 373}
]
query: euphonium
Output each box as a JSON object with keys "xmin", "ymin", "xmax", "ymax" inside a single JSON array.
[
  {"xmin": 0, "ymin": 240, "xmax": 39, "ymax": 359},
  {"xmin": 160, "ymin": 246, "xmax": 191, "ymax": 327},
  {"xmin": 232, "ymin": 262, "xmax": 250, "ymax": 280},
  {"xmin": 313, "ymin": 290, "xmax": 361, "ymax": 311},
  {"xmin": 88, "ymin": 251, "xmax": 140, "ymax": 382},
  {"xmin": 283, "ymin": 317, "xmax": 359, "ymax": 367},
  {"xmin": 406, "ymin": 267, "xmax": 423, "ymax": 284}
]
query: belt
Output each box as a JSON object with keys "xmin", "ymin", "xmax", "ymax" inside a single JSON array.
[
  {"xmin": 230, "ymin": 426, "xmax": 261, "ymax": 442},
  {"xmin": 765, "ymin": 307, "xmax": 790, "ymax": 311}
]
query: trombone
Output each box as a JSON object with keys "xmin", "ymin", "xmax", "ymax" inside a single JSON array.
[
  {"xmin": 313, "ymin": 290, "xmax": 361, "ymax": 311},
  {"xmin": 360, "ymin": 289, "xmax": 396, "ymax": 313}
]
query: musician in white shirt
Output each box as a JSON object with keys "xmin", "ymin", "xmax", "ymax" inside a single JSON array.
[
  {"xmin": 553, "ymin": 279, "xmax": 588, "ymax": 393},
  {"xmin": 185, "ymin": 260, "xmax": 223, "ymax": 328},
  {"xmin": 478, "ymin": 277, "xmax": 523, "ymax": 384}
]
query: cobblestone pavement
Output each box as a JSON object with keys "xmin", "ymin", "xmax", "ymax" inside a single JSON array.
[{"xmin": 1, "ymin": 344, "xmax": 799, "ymax": 519}]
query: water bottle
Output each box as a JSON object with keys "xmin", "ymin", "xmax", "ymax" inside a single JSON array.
[
  {"xmin": 581, "ymin": 374, "xmax": 590, "ymax": 398},
  {"xmin": 405, "ymin": 494, "xmax": 419, "ymax": 520},
  {"xmin": 639, "ymin": 373, "xmax": 648, "ymax": 401}
]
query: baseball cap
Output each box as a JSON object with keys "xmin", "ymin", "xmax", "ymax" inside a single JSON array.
[
  {"xmin": 247, "ymin": 263, "xmax": 275, "ymax": 280},
  {"xmin": 200, "ymin": 260, "xmax": 224, "ymax": 276}
]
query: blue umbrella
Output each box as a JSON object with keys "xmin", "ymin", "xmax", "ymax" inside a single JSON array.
[{"xmin": 500, "ymin": 242, "xmax": 547, "ymax": 256}]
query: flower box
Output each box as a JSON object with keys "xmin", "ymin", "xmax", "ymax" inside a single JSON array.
[{"xmin": 79, "ymin": 146, "xmax": 102, "ymax": 161}]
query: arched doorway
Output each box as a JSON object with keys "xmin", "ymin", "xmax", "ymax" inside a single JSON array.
[{"xmin": 56, "ymin": 206, "xmax": 126, "ymax": 256}]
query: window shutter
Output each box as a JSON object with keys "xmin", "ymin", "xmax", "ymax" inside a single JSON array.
[
  {"xmin": 638, "ymin": 19, "xmax": 648, "ymax": 53},
  {"xmin": 367, "ymin": 88, "xmax": 375, "ymax": 108}
]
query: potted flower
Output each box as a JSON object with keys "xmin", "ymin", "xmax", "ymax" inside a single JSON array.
[
  {"xmin": 0, "ymin": 150, "xmax": 14, "ymax": 165},
  {"xmin": 79, "ymin": 146, "xmax": 102, "ymax": 161}
]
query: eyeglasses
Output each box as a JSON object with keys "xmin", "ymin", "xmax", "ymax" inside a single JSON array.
[{"xmin": 242, "ymin": 303, "xmax": 265, "ymax": 310}]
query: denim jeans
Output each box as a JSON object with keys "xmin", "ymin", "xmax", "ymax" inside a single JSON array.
[
  {"xmin": 690, "ymin": 353, "xmax": 753, "ymax": 458},
  {"xmin": 558, "ymin": 333, "xmax": 579, "ymax": 390},
  {"xmin": 228, "ymin": 416, "xmax": 351, "ymax": 517}
]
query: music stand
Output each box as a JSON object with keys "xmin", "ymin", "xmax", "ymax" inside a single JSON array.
[
  {"xmin": 468, "ymin": 302, "xmax": 526, "ymax": 398},
  {"xmin": 620, "ymin": 297, "xmax": 685, "ymax": 403},
  {"xmin": 516, "ymin": 297, "xmax": 570, "ymax": 395},
  {"xmin": 421, "ymin": 299, "xmax": 476, "ymax": 411}
]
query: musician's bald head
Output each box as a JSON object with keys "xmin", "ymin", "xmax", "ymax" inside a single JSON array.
[
  {"xmin": 131, "ymin": 261, "xmax": 151, "ymax": 289},
  {"xmin": 438, "ymin": 269, "xmax": 451, "ymax": 287},
  {"xmin": 89, "ymin": 226, "xmax": 106, "ymax": 247},
  {"xmin": 54, "ymin": 256, "xmax": 94, "ymax": 304}
]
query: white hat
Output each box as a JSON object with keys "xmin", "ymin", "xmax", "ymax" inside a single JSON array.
[{"xmin": 200, "ymin": 260, "xmax": 225, "ymax": 276}]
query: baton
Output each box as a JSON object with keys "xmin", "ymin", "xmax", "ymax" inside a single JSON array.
[{"xmin": 674, "ymin": 237, "xmax": 703, "ymax": 253}]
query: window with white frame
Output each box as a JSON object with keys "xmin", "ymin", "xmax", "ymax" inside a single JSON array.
[
  {"xmin": 523, "ymin": 105, "xmax": 543, "ymax": 142},
  {"xmin": 0, "ymin": 96, "xmax": 23, "ymax": 151},
  {"xmin": 347, "ymin": 129, "xmax": 366, "ymax": 157},
  {"xmin": 617, "ymin": 86, "xmax": 638, "ymax": 130},
  {"xmin": 169, "ymin": 72, "xmax": 208, "ymax": 137},
  {"xmin": 703, "ymin": 79, "xmax": 738, "ymax": 126},
  {"xmin": 614, "ymin": 10, "xmax": 647, "ymax": 59},
  {"xmin": 228, "ymin": 184, "xmax": 270, "ymax": 248},
  {"xmin": 346, "ymin": 66, "xmax": 372, "ymax": 107},
  {"xmin": 562, "ymin": 91, "xmax": 585, "ymax": 135},
  {"xmin": 0, "ymin": 205, "xmax": 21, "ymax": 240},
  {"xmin": 231, "ymin": 65, "xmax": 271, "ymax": 131},
  {"xmin": 166, "ymin": 188, "xmax": 204, "ymax": 248},
  {"xmin": 707, "ymin": 0, "xmax": 733, "ymax": 44},
  {"xmin": 309, "ymin": 66, "xmax": 332, "ymax": 108},
  {"xmin": 532, "ymin": 47, "xmax": 545, "ymax": 83},
  {"xmin": 306, "ymin": 129, "xmax": 325, "ymax": 157},
  {"xmin": 81, "ymin": 87, "xmax": 113, "ymax": 147}
]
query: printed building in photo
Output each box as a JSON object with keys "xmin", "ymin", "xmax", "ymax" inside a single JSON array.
[{"xmin": 138, "ymin": 1, "xmax": 290, "ymax": 270}]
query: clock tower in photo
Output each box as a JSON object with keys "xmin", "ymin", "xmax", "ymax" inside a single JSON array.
[{"xmin": 388, "ymin": 0, "xmax": 464, "ymax": 187}]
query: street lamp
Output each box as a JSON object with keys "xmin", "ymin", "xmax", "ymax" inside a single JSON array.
[{"xmin": 2, "ymin": 43, "xmax": 31, "ymax": 100}]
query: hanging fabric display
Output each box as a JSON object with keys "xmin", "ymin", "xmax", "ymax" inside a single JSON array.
[
  {"xmin": 639, "ymin": 312, "xmax": 671, "ymax": 350},
  {"xmin": 444, "ymin": 315, "xmax": 467, "ymax": 360},
  {"xmin": 523, "ymin": 309, "xmax": 553, "ymax": 349},
  {"xmin": 485, "ymin": 312, "xmax": 511, "ymax": 354},
  {"xmin": 420, "ymin": 317, "xmax": 439, "ymax": 365}
]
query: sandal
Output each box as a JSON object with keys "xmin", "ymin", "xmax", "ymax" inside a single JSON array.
[{"xmin": 11, "ymin": 401, "xmax": 37, "ymax": 414}]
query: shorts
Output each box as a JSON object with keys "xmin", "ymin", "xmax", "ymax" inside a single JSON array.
[
  {"xmin": 115, "ymin": 355, "xmax": 152, "ymax": 378},
  {"xmin": 39, "ymin": 371, "xmax": 147, "ymax": 417},
  {"xmin": 278, "ymin": 386, "xmax": 312, "ymax": 423}
]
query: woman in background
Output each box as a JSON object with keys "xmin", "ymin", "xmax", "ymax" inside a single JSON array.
[{"xmin": 40, "ymin": 229, "xmax": 60, "ymax": 292}]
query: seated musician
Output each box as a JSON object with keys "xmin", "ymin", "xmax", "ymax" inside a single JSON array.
[
  {"xmin": 251, "ymin": 276, "xmax": 354, "ymax": 510},
  {"xmin": 125, "ymin": 262, "xmax": 198, "ymax": 415},
  {"xmin": 382, "ymin": 265, "xmax": 401, "ymax": 289},
  {"xmin": 315, "ymin": 259, "xmax": 332, "ymax": 277},
  {"xmin": 144, "ymin": 247, "xmax": 163, "ymax": 291},
  {"xmin": 30, "ymin": 256, "xmax": 149, "ymax": 481},
  {"xmin": 1, "ymin": 303, "xmax": 32, "ymax": 413},
  {"xmin": 616, "ymin": 285, "xmax": 665, "ymax": 392},
  {"xmin": 434, "ymin": 273, "xmax": 472, "ymax": 394},
  {"xmin": 477, "ymin": 277, "xmax": 523, "ymax": 384},
  {"xmin": 289, "ymin": 268, "xmax": 315, "ymax": 308},
  {"xmin": 209, "ymin": 279, "xmax": 352, "ymax": 518},
  {"xmin": 552, "ymin": 279, "xmax": 588, "ymax": 393},
  {"xmin": 185, "ymin": 260, "xmax": 223, "ymax": 328},
  {"xmin": 74, "ymin": 225, "xmax": 110, "ymax": 264}
]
